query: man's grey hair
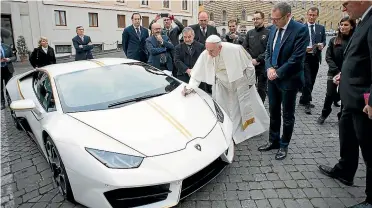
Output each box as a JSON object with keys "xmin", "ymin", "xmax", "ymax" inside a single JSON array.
[
  {"xmin": 182, "ymin": 27, "xmax": 195, "ymax": 35},
  {"xmin": 273, "ymin": 2, "xmax": 291, "ymax": 16}
]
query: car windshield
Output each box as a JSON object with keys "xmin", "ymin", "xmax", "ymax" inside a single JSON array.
[{"xmin": 54, "ymin": 63, "xmax": 181, "ymax": 113}]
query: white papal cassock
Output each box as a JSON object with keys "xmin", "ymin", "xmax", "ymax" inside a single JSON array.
[{"xmin": 187, "ymin": 36, "xmax": 270, "ymax": 144}]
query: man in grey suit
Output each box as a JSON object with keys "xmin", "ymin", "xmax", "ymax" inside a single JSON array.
[
  {"xmin": 1, "ymin": 39, "xmax": 16, "ymax": 110},
  {"xmin": 72, "ymin": 26, "xmax": 94, "ymax": 61},
  {"xmin": 318, "ymin": 2, "xmax": 372, "ymax": 208}
]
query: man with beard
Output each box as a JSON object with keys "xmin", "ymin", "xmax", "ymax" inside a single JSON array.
[
  {"xmin": 174, "ymin": 27, "xmax": 205, "ymax": 83},
  {"xmin": 243, "ymin": 11, "xmax": 270, "ymax": 102},
  {"xmin": 145, "ymin": 22, "xmax": 174, "ymax": 73},
  {"xmin": 222, "ymin": 19, "xmax": 245, "ymax": 45}
]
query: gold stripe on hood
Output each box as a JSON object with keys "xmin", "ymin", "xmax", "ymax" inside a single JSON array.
[
  {"xmin": 89, "ymin": 60, "xmax": 105, "ymax": 67},
  {"xmin": 147, "ymin": 100, "xmax": 192, "ymax": 139}
]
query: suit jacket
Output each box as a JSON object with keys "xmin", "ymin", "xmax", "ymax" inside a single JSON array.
[
  {"xmin": 174, "ymin": 41, "xmax": 205, "ymax": 76},
  {"xmin": 0, "ymin": 43, "xmax": 16, "ymax": 73},
  {"xmin": 122, "ymin": 25, "xmax": 149, "ymax": 62},
  {"xmin": 29, "ymin": 46, "xmax": 56, "ymax": 68},
  {"xmin": 149, "ymin": 19, "xmax": 185, "ymax": 46},
  {"xmin": 145, "ymin": 35, "xmax": 174, "ymax": 71},
  {"xmin": 304, "ymin": 23, "xmax": 326, "ymax": 63},
  {"xmin": 189, "ymin": 24, "xmax": 218, "ymax": 45},
  {"xmin": 72, "ymin": 35, "xmax": 94, "ymax": 61},
  {"xmin": 265, "ymin": 20, "xmax": 310, "ymax": 90},
  {"xmin": 339, "ymin": 8, "xmax": 372, "ymax": 109}
]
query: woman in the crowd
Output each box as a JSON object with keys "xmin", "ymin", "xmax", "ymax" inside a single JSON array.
[
  {"xmin": 29, "ymin": 37, "xmax": 56, "ymax": 68},
  {"xmin": 317, "ymin": 16, "xmax": 356, "ymax": 125}
]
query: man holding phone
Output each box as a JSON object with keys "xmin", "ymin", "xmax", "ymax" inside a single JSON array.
[
  {"xmin": 149, "ymin": 13, "xmax": 185, "ymax": 47},
  {"xmin": 299, "ymin": 7, "xmax": 326, "ymax": 114}
]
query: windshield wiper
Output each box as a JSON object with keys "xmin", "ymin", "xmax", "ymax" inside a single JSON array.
[{"xmin": 108, "ymin": 93, "xmax": 167, "ymax": 108}]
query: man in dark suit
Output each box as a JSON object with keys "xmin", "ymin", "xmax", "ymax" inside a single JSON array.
[
  {"xmin": 1, "ymin": 41, "xmax": 16, "ymax": 110},
  {"xmin": 72, "ymin": 26, "xmax": 94, "ymax": 61},
  {"xmin": 122, "ymin": 13, "xmax": 149, "ymax": 63},
  {"xmin": 145, "ymin": 23, "xmax": 174, "ymax": 73},
  {"xmin": 318, "ymin": 2, "xmax": 372, "ymax": 208},
  {"xmin": 189, "ymin": 11, "xmax": 218, "ymax": 93},
  {"xmin": 299, "ymin": 7, "xmax": 327, "ymax": 114},
  {"xmin": 174, "ymin": 27, "xmax": 205, "ymax": 83},
  {"xmin": 258, "ymin": 2, "xmax": 309, "ymax": 160}
]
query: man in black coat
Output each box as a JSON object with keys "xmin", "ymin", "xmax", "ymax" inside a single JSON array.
[
  {"xmin": 318, "ymin": 2, "xmax": 372, "ymax": 208},
  {"xmin": 174, "ymin": 27, "xmax": 205, "ymax": 83},
  {"xmin": 189, "ymin": 11, "xmax": 218, "ymax": 93}
]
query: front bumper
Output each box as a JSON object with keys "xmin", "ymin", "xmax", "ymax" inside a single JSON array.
[{"xmin": 64, "ymin": 124, "xmax": 234, "ymax": 208}]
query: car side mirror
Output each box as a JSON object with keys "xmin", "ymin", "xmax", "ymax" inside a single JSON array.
[{"xmin": 10, "ymin": 99, "xmax": 36, "ymax": 111}]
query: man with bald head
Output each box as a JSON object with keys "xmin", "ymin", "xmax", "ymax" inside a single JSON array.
[
  {"xmin": 189, "ymin": 11, "xmax": 218, "ymax": 93},
  {"xmin": 189, "ymin": 11, "xmax": 218, "ymax": 45},
  {"xmin": 182, "ymin": 35, "xmax": 269, "ymax": 145},
  {"xmin": 145, "ymin": 22, "xmax": 174, "ymax": 73}
]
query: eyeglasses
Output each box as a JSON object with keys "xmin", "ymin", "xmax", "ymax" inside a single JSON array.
[{"xmin": 271, "ymin": 15, "xmax": 285, "ymax": 22}]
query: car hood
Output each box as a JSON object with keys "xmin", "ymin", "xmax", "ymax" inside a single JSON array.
[{"xmin": 68, "ymin": 87, "xmax": 218, "ymax": 157}]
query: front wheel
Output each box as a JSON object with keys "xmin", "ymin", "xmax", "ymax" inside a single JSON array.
[{"xmin": 44, "ymin": 136, "xmax": 75, "ymax": 202}]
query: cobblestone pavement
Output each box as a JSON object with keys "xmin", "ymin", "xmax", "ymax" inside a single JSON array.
[{"xmin": 1, "ymin": 47, "xmax": 368, "ymax": 208}]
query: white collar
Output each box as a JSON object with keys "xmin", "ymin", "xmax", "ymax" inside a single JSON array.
[
  {"xmin": 307, "ymin": 23, "xmax": 315, "ymax": 26},
  {"xmin": 361, "ymin": 5, "xmax": 372, "ymax": 21},
  {"xmin": 279, "ymin": 18, "xmax": 291, "ymax": 31}
]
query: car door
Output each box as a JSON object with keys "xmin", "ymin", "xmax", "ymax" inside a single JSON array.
[{"xmin": 25, "ymin": 71, "xmax": 56, "ymax": 148}]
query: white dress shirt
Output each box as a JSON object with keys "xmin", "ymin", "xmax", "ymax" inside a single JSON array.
[{"xmin": 272, "ymin": 18, "xmax": 291, "ymax": 51}]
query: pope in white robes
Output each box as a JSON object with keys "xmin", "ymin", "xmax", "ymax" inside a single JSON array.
[{"xmin": 182, "ymin": 35, "xmax": 270, "ymax": 144}]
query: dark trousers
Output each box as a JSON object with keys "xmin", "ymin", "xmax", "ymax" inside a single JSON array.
[
  {"xmin": 268, "ymin": 81, "xmax": 298, "ymax": 147},
  {"xmin": 300, "ymin": 54, "xmax": 320, "ymax": 104},
  {"xmin": 1, "ymin": 67, "xmax": 13, "ymax": 104},
  {"xmin": 321, "ymin": 79, "xmax": 340, "ymax": 118},
  {"xmin": 199, "ymin": 82, "xmax": 212, "ymax": 94},
  {"xmin": 256, "ymin": 66, "xmax": 267, "ymax": 103},
  {"xmin": 177, "ymin": 74, "xmax": 190, "ymax": 83},
  {"xmin": 333, "ymin": 108, "xmax": 372, "ymax": 203}
]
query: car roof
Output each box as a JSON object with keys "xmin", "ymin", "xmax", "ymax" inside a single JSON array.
[{"xmin": 39, "ymin": 58, "xmax": 141, "ymax": 78}]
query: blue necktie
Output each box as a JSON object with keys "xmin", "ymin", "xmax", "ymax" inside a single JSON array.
[
  {"xmin": 272, "ymin": 28, "xmax": 283, "ymax": 67},
  {"xmin": 136, "ymin": 28, "xmax": 141, "ymax": 39}
]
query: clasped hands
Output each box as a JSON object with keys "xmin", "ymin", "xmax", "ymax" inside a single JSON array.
[{"xmin": 267, "ymin": 68, "xmax": 278, "ymax": 81}]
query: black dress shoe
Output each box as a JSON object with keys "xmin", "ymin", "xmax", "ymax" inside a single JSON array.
[
  {"xmin": 318, "ymin": 165, "xmax": 354, "ymax": 186},
  {"xmin": 275, "ymin": 147, "xmax": 288, "ymax": 160},
  {"xmin": 333, "ymin": 101, "xmax": 341, "ymax": 107},
  {"xmin": 305, "ymin": 105, "xmax": 311, "ymax": 114},
  {"xmin": 317, "ymin": 116, "xmax": 326, "ymax": 124},
  {"xmin": 258, "ymin": 142, "xmax": 280, "ymax": 152},
  {"xmin": 348, "ymin": 201, "xmax": 372, "ymax": 208}
]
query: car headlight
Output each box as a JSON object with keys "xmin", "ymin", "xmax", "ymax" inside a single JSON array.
[
  {"xmin": 213, "ymin": 100, "xmax": 224, "ymax": 123},
  {"xmin": 85, "ymin": 148, "xmax": 144, "ymax": 169}
]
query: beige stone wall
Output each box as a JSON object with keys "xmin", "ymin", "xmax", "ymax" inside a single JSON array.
[{"xmin": 202, "ymin": 0, "xmax": 345, "ymax": 30}]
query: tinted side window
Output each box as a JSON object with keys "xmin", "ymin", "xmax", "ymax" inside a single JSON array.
[{"xmin": 33, "ymin": 71, "xmax": 56, "ymax": 111}]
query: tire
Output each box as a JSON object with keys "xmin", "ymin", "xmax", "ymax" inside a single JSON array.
[
  {"xmin": 44, "ymin": 136, "xmax": 75, "ymax": 202},
  {"xmin": 5, "ymin": 90, "xmax": 22, "ymax": 130}
]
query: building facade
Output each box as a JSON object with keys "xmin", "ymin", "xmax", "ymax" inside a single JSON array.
[
  {"xmin": 1, "ymin": 0, "xmax": 198, "ymax": 58},
  {"xmin": 199, "ymin": 0, "xmax": 346, "ymax": 36}
]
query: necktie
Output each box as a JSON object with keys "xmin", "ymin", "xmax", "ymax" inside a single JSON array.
[
  {"xmin": 310, "ymin": 25, "xmax": 316, "ymax": 45},
  {"xmin": 202, "ymin": 28, "xmax": 206, "ymax": 37},
  {"xmin": 272, "ymin": 28, "xmax": 283, "ymax": 67},
  {"xmin": 188, "ymin": 45, "xmax": 192, "ymax": 54},
  {"xmin": 136, "ymin": 28, "xmax": 141, "ymax": 39}
]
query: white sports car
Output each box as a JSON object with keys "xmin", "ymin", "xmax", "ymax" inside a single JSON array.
[{"xmin": 5, "ymin": 58, "xmax": 234, "ymax": 208}]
